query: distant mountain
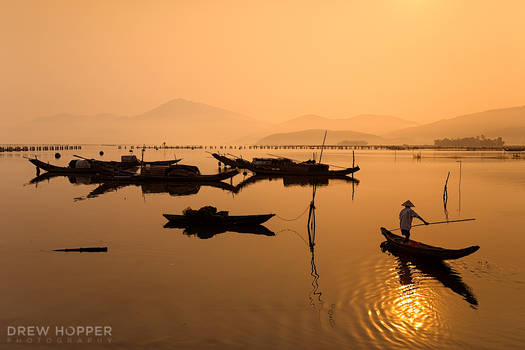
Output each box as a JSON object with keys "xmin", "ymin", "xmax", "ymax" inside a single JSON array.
[
  {"xmin": 5, "ymin": 101, "xmax": 525, "ymax": 145},
  {"xmin": 135, "ymin": 98, "xmax": 253, "ymax": 123},
  {"xmin": 277, "ymin": 114, "xmax": 417, "ymax": 135},
  {"xmin": 129, "ymin": 98, "xmax": 269, "ymax": 144},
  {"xmin": 257, "ymin": 129, "xmax": 385, "ymax": 145},
  {"xmin": 384, "ymin": 106, "xmax": 525, "ymax": 144},
  {"xmin": 10, "ymin": 99, "xmax": 270, "ymax": 144}
]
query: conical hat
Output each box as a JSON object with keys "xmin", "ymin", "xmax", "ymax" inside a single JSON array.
[{"xmin": 402, "ymin": 200, "xmax": 415, "ymax": 207}]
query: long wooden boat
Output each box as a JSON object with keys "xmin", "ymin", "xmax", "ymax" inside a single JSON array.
[
  {"xmin": 28, "ymin": 157, "xmax": 181, "ymax": 174},
  {"xmin": 211, "ymin": 153, "xmax": 360, "ymax": 176},
  {"xmin": 380, "ymin": 227, "xmax": 479, "ymax": 260},
  {"xmin": 163, "ymin": 213, "xmax": 275, "ymax": 226},
  {"xmin": 97, "ymin": 158, "xmax": 181, "ymax": 169},
  {"xmin": 29, "ymin": 158, "xmax": 99, "ymax": 174}
]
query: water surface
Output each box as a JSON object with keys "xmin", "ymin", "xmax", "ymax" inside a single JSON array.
[{"xmin": 1, "ymin": 147, "xmax": 524, "ymax": 349}]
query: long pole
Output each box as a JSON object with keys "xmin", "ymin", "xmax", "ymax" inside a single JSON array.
[
  {"xmin": 318, "ymin": 130, "xmax": 328, "ymax": 164},
  {"xmin": 389, "ymin": 218, "xmax": 475, "ymax": 231}
]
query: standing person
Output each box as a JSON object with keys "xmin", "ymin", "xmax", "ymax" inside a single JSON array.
[{"xmin": 399, "ymin": 200, "xmax": 429, "ymax": 242}]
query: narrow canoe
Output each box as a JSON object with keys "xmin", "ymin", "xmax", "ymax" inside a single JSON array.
[
  {"xmin": 29, "ymin": 158, "xmax": 181, "ymax": 174},
  {"xmin": 29, "ymin": 158, "xmax": 96, "ymax": 173},
  {"xmin": 163, "ymin": 213, "xmax": 275, "ymax": 226},
  {"xmin": 380, "ymin": 227, "xmax": 479, "ymax": 260}
]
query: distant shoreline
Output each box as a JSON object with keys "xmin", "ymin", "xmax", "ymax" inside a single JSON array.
[{"xmin": 1, "ymin": 143, "xmax": 524, "ymax": 153}]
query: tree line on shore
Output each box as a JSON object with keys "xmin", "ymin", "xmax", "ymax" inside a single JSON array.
[{"xmin": 434, "ymin": 135, "xmax": 504, "ymax": 147}]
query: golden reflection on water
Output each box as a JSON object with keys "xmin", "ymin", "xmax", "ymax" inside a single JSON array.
[
  {"xmin": 370, "ymin": 267, "xmax": 446, "ymax": 348},
  {"xmin": 348, "ymin": 250, "xmax": 451, "ymax": 348},
  {"xmin": 389, "ymin": 284, "xmax": 434, "ymax": 333}
]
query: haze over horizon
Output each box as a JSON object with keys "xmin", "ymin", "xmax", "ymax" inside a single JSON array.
[{"xmin": 2, "ymin": 1, "xmax": 525, "ymax": 126}]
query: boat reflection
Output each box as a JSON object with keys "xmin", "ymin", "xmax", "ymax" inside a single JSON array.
[
  {"xmin": 28, "ymin": 174, "xmax": 237, "ymax": 199},
  {"xmin": 234, "ymin": 174, "xmax": 359, "ymax": 194},
  {"xmin": 380, "ymin": 241, "xmax": 478, "ymax": 307},
  {"xmin": 163, "ymin": 222, "xmax": 275, "ymax": 239}
]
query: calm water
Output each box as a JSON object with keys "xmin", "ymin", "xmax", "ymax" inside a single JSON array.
[{"xmin": 1, "ymin": 147, "xmax": 524, "ymax": 349}]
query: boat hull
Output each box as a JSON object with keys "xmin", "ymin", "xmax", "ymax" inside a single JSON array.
[
  {"xmin": 29, "ymin": 158, "xmax": 181, "ymax": 174},
  {"xmin": 380, "ymin": 227, "xmax": 479, "ymax": 260},
  {"xmin": 163, "ymin": 213, "xmax": 275, "ymax": 226},
  {"xmin": 29, "ymin": 158, "xmax": 96, "ymax": 173}
]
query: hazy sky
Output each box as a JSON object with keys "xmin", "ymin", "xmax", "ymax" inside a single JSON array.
[{"xmin": 2, "ymin": 0, "xmax": 524, "ymax": 123}]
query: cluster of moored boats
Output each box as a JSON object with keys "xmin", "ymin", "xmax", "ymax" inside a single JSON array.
[
  {"xmin": 32, "ymin": 151, "xmax": 478, "ymax": 260},
  {"xmin": 28, "ymin": 151, "xmax": 360, "ymax": 182},
  {"xmin": 30, "ymin": 151, "xmax": 359, "ymax": 242}
]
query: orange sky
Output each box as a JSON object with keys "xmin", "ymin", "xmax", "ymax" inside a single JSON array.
[{"xmin": 1, "ymin": 0, "xmax": 524, "ymax": 123}]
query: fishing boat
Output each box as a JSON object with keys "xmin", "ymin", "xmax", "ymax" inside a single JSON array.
[
  {"xmin": 246, "ymin": 157, "xmax": 360, "ymax": 176},
  {"xmin": 28, "ymin": 156, "xmax": 181, "ymax": 174},
  {"xmin": 163, "ymin": 207, "xmax": 274, "ymax": 226},
  {"xmin": 211, "ymin": 153, "xmax": 359, "ymax": 176},
  {"xmin": 29, "ymin": 158, "xmax": 103, "ymax": 174},
  {"xmin": 380, "ymin": 227, "xmax": 479, "ymax": 260},
  {"xmin": 125, "ymin": 164, "xmax": 239, "ymax": 182}
]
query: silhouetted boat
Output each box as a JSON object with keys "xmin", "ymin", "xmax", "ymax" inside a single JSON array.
[
  {"xmin": 28, "ymin": 156, "xmax": 181, "ymax": 174},
  {"xmin": 29, "ymin": 158, "xmax": 102, "ymax": 174},
  {"xmin": 380, "ymin": 227, "xmax": 479, "ymax": 260},
  {"xmin": 211, "ymin": 153, "xmax": 359, "ymax": 176},
  {"xmin": 163, "ymin": 213, "xmax": 274, "ymax": 226}
]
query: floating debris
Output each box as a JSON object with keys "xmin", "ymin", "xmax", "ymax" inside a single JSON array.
[{"xmin": 53, "ymin": 247, "xmax": 108, "ymax": 253}]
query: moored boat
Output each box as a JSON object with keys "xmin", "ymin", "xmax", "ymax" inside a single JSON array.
[
  {"xmin": 132, "ymin": 164, "xmax": 239, "ymax": 182},
  {"xmin": 163, "ymin": 207, "xmax": 274, "ymax": 226},
  {"xmin": 29, "ymin": 158, "xmax": 103, "ymax": 174},
  {"xmin": 380, "ymin": 227, "xmax": 479, "ymax": 260},
  {"xmin": 211, "ymin": 153, "xmax": 360, "ymax": 176},
  {"xmin": 28, "ymin": 156, "xmax": 181, "ymax": 174}
]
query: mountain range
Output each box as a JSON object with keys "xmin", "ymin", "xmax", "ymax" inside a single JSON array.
[{"xmin": 2, "ymin": 99, "xmax": 525, "ymax": 145}]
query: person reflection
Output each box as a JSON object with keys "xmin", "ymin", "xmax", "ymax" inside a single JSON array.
[{"xmin": 381, "ymin": 242, "xmax": 478, "ymax": 307}]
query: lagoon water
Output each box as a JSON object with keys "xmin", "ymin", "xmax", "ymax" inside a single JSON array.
[{"xmin": 1, "ymin": 146, "xmax": 524, "ymax": 349}]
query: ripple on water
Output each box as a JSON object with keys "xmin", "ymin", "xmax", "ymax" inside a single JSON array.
[{"xmin": 334, "ymin": 251, "xmax": 452, "ymax": 349}]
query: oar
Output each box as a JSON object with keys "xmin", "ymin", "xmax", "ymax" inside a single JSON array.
[{"xmin": 389, "ymin": 218, "xmax": 475, "ymax": 231}]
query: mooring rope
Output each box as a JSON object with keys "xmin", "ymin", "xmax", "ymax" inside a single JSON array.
[
  {"xmin": 275, "ymin": 228, "xmax": 308, "ymax": 246},
  {"xmin": 274, "ymin": 205, "xmax": 310, "ymax": 222}
]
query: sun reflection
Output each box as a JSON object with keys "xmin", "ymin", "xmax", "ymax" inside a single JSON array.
[{"xmin": 390, "ymin": 283, "xmax": 435, "ymax": 333}]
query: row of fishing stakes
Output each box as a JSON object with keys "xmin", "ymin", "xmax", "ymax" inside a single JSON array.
[
  {"xmin": 116, "ymin": 144, "xmax": 512, "ymax": 151},
  {"xmin": 0, "ymin": 145, "xmax": 82, "ymax": 152}
]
